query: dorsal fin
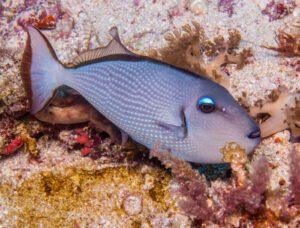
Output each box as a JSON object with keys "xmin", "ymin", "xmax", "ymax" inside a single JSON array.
[{"xmin": 69, "ymin": 27, "xmax": 137, "ymax": 67}]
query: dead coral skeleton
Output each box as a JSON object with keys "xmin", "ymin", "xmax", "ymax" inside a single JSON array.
[{"xmin": 150, "ymin": 21, "xmax": 253, "ymax": 89}]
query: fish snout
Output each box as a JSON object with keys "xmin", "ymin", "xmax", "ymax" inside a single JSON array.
[{"xmin": 247, "ymin": 128, "xmax": 261, "ymax": 139}]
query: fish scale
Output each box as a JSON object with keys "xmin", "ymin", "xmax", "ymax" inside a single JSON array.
[{"xmin": 66, "ymin": 60, "xmax": 195, "ymax": 152}]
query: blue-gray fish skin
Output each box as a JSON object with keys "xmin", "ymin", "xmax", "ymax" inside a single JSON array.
[{"xmin": 21, "ymin": 26, "xmax": 260, "ymax": 163}]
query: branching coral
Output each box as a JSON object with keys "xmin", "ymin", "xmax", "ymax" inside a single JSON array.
[
  {"xmin": 149, "ymin": 148, "xmax": 212, "ymax": 221},
  {"xmin": 150, "ymin": 141, "xmax": 299, "ymax": 225},
  {"xmin": 261, "ymin": 0, "xmax": 296, "ymax": 22},
  {"xmin": 290, "ymin": 144, "xmax": 300, "ymax": 206},
  {"xmin": 150, "ymin": 22, "xmax": 298, "ymax": 139},
  {"xmin": 250, "ymin": 87, "xmax": 300, "ymax": 138},
  {"xmin": 221, "ymin": 142, "xmax": 249, "ymax": 186},
  {"xmin": 150, "ymin": 22, "xmax": 253, "ymax": 88},
  {"xmin": 218, "ymin": 0, "xmax": 236, "ymax": 17},
  {"xmin": 0, "ymin": 117, "xmax": 39, "ymax": 158},
  {"xmin": 264, "ymin": 29, "xmax": 300, "ymax": 57},
  {"xmin": 250, "ymin": 24, "xmax": 300, "ymax": 138},
  {"xmin": 150, "ymin": 143, "xmax": 273, "ymax": 224},
  {"xmin": 220, "ymin": 157, "xmax": 270, "ymax": 216},
  {"xmin": 215, "ymin": 143, "xmax": 270, "ymax": 221},
  {"xmin": 265, "ymin": 144, "xmax": 300, "ymax": 222}
]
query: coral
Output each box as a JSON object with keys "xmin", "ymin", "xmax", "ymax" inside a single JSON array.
[
  {"xmin": 17, "ymin": 123, "xmax": 39, "ymax": 158},
  {"xmin": 261, "ymin": 0, "xmax": 296, "ymax": 21},
  {"xmin": 149, "ymin": 148, "xmax": 212, "ymax": 221},
  {"xmin": 190, "ymin": 0, "xmax": 208, "ymax": 15},
  {"xmin": 250, "ymin": 87, "xmax": 300, "ymax": 138},
  {"xmin": 253, "ymin": 24, "xmax": 300, "ymax": 138},
  {"xmin": 264, "ymin": 30, "xmax": 300, "ymax": 57},
  {"xmin": 122, "ymin": 193, "xmax": 143, "ymax": 215},
  {"xmin": 290, "ymin": 144, "xmax": 300, "ymax": 206},
  {"xmin": 0, "ymin": 115, "xmax": 53, "ymax": 159},
  {"xmin": 58, "ymin": 126, "xmax": 100, "ymax": 153},
  {"xmin": 216, "ymin": 143, "xmax": 270, "ymax": 219},
  {"xmin": 0, "ymin": 47, "xmax": 28, "ymax": 117},
  {"xmin": 17, "ymin": 9, "xmax": 58, "ymax": 30},
  {"xmin": 0, "ymin": 136, "xmax": 23, "ymax": 155},
  {"xmin": 221, "ymin": 142, "xmax": 249, "ymax": 186},
  {"xmin": 265, "ymin": 144, "xmax": 300, "ymax": 222},
  {"xmin": 218, "ymin": 0, "xmax": 236, "ymax": 17},
  {"xmin": 150, "ymin": 143, "xmax": 274, "ymax": 225},
  {"xmin": 150, "ymin": 22, "xmax": 253, "ymax": 88},
  {"xmin": 150, "ymin": 22, "xmax": 300, "ymax": 137},
  {"xmin": 0, "ymin": 0, "xmax": 74, "ymax": 39},
  {"xmin": 73, "ymin": 128, "xmax": 101, "ymax": 156},
  {"xmin": 168, "ymin": 0, "xmax": 188, "ymax": 17}
]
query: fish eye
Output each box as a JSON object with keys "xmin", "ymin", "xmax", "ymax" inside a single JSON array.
[{"xmin": 197, "ymin": 96, "xmax": 216, "ymax": 113}]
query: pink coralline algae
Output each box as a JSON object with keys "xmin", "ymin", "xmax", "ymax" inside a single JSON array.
[
  {"xmin": 16, "ymin": 1, "xmax": 61, "ymax": 30},
  {"xmin": 168, "ymin": 0, "xmax": 188, "ymax": 18},
  {"xmin": 0, "ymin": 137, "xmax": 24, "ymax": 155},
  {"xmin": 219, "ymin": 157, "xmax": 270, "ymax": 217},
  {"xmin": 133, "ymin": 0, "xmax": 141, "ymax": 7},
  {"xmin": 218, "ymin": 0, "xmax": 236, "ymax": 17},
  {"xmin": 150, "ymin": 143, "xmax": 300, "ymax": 225},
  {"xmin": 261, "ymin": 0, "xmax": 296, "ymax": 21},
  {"xmin": 150, "ymin": 148, "xmax": 212, "ymax": 221},
  {"xmin": 73, "ymin": 128, "xmax": 102, "ymax": 156},
  {"xmin": 19, "ymin": 12, "xmax": 57, "ymax": 30},
  {"xmin": 8, "ymin": 0, "xmax": 74, "ymax": 38}
]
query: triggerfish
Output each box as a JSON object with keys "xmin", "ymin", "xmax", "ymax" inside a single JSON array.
[{"xmin": 21, "ymin": 26, "xmax": 260, "ymax": 163}]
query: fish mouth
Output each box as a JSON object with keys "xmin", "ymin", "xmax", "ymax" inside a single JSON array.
[{"xmin": 247, "ymin": 128, "xmax": 261, "ymax": 139}]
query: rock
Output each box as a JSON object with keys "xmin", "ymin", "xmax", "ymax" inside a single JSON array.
[{"xmin": 122, "ymin": 193, "xmax": 143, "ymax": 216}]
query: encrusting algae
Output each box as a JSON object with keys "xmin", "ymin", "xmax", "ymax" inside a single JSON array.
[
  {"xmin": 16, "ymin": 123, "xmax": 39, "ymax": 158},
  {"xmin": 0, "ymin": 165, "xmax": 173, "ymax": 227},
  {"xmin": 221, "ymin": 142, "xmax": 249, "ymax": 186}
]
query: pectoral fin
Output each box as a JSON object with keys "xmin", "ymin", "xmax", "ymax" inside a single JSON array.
[
  {"xmin": 121, "ymin": 130, "xmax": 129, "ymax": 146},
  {"xmin": 156, "ymin": 108, "xmax": 188, "ymax": 140}
]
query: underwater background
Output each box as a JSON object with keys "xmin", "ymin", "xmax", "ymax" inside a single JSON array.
[{"xmin": 0, "ymin": 0, "xmax": 299, "ymax": 227}]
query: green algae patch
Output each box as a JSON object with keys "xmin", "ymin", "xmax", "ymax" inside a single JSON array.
[{"xmin": 0, "ymin": 165, "xmax": 173, "ymax": 227}]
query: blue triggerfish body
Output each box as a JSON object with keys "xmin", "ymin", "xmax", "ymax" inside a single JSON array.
[{"xmin": 21, "ymin": 26, "xmax": 260, "ymax": 163}]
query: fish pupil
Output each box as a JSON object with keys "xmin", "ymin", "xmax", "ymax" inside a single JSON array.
[
  {"xmin": 198, "ymin": 96, "xmax": 216, "ymax": 113},
  {"xmin": 200, "ymin": 103, "xmax": 215, "ymax": 113}
]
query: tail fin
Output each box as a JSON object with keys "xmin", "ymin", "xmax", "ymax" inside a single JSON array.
[{"xmin": 21, "ymin": 26, "xmax": 65, "ymax": 114}]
